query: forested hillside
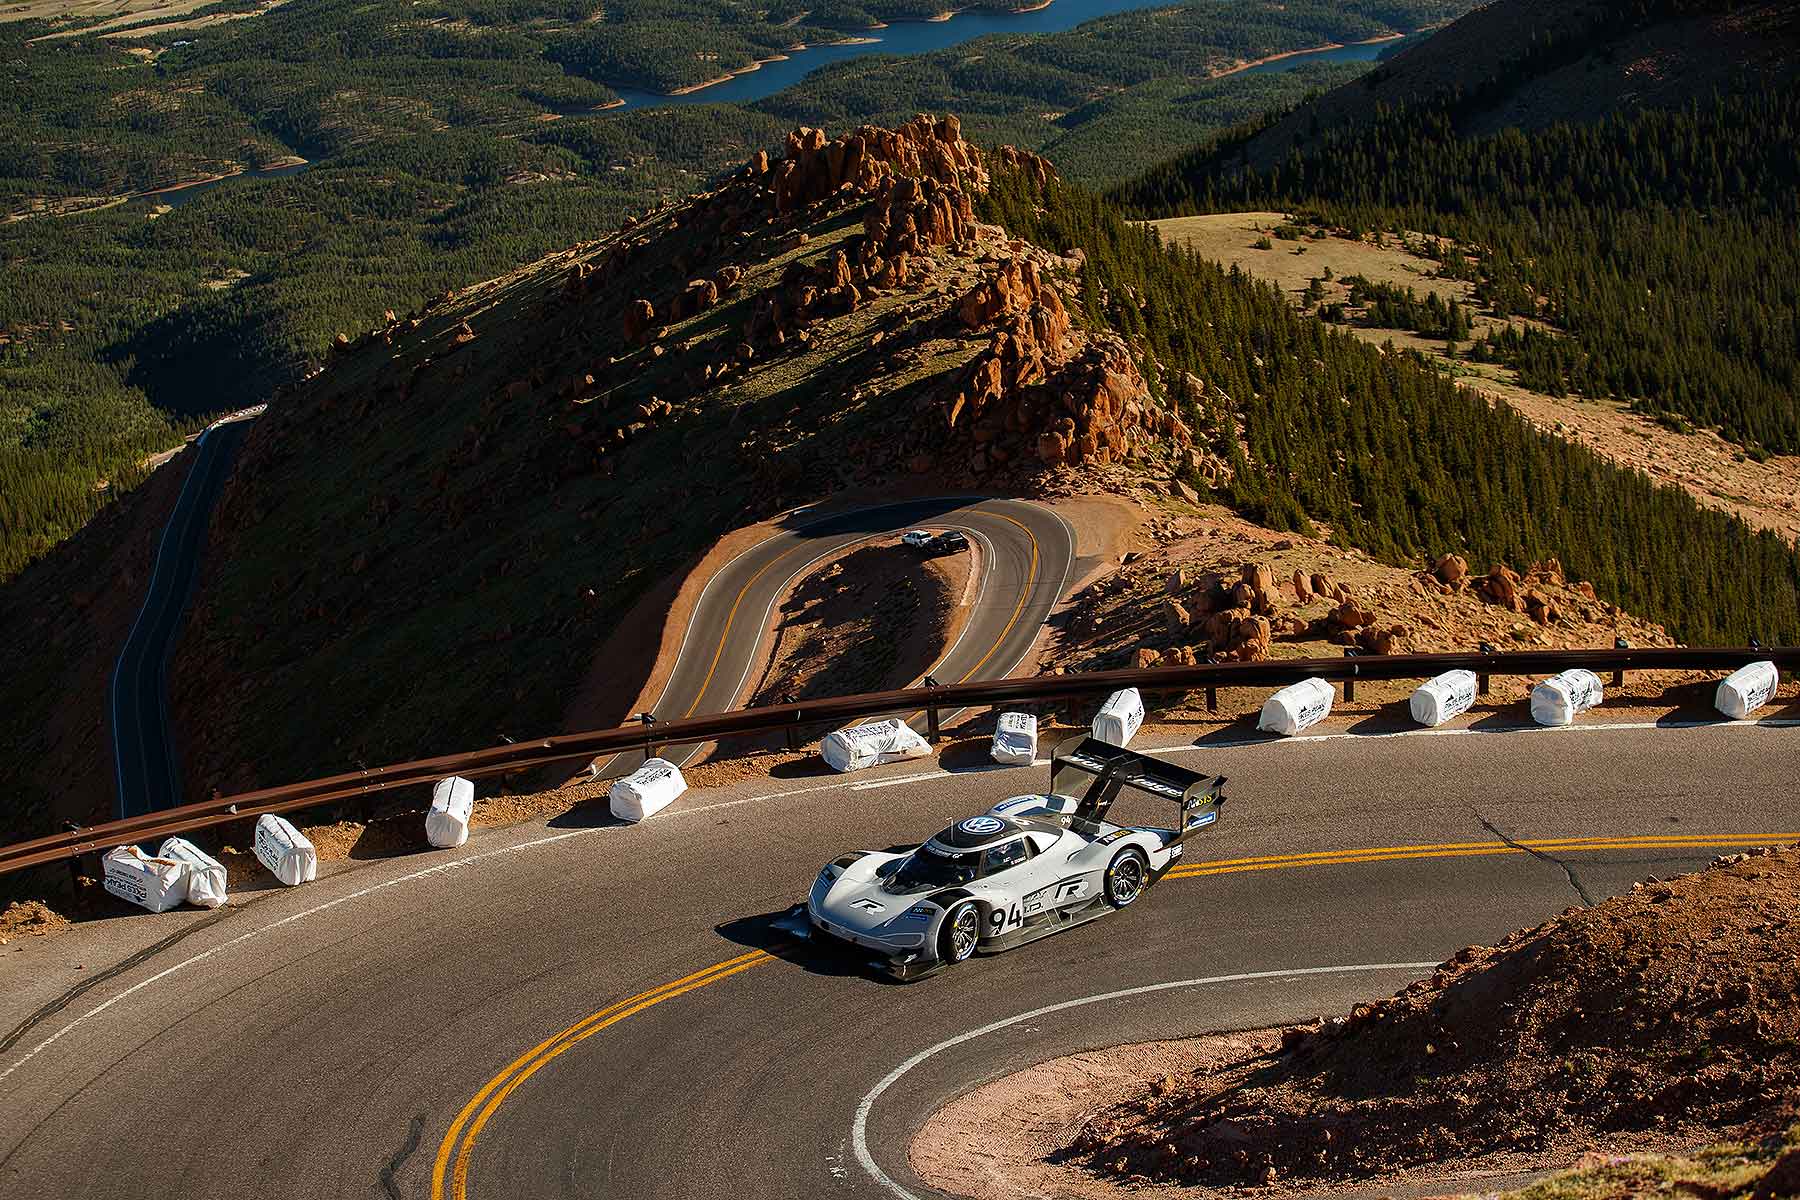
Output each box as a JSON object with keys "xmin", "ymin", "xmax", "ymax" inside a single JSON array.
[
  {"xmin": 1114, "ymin": 0, "xmax": 1800, "ymax": 456},
  {"xmin": 755, "ymin": 0, "xmax": 1470, "ymax": 177},
  {"xmin": 983, "ymin": 170, "xmax": 1800, "ymax": 646},
  {"xmin": 1, "ymin": 0, "xmax": 1464, "ymax": 580}
]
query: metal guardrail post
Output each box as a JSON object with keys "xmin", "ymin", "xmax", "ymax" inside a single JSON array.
[
  {"xmin": 1613, "ymin": 636, "xmax": 1629, "ymax": 687},
  {"xmin": 1205, "ymin": 686, "xmax": 1217, "ymax": 714},
  {"xmin": 782, "ymin": 694, "xmax": 800, "ymax": 752},
  {"xmin": 636, "ymin": 712, "xmax": 657, "ymax": 761},
  {"xmin": 63, "ymin": 823, "xmax": 83, "ymax": 890},
  {"xmin": 923, "ymin": 675, "xmax": 941, "ymax": 743},
  {"xmin": 1343, "ymin": 648, "xmax": 1359, "ymax": 701},
  {"xmin": 1477, "ymin": 641, "xmax": 1495, "ymax": 695}
]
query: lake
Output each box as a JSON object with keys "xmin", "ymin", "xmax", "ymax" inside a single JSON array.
[
  {"xmin": 1232, "ymin": 36, "xmax": 1408, "ymax": 76},
  {"xmin": 606, "ymin": 0, "xmax": 1405, "ymax": 111},
  {"xmin": 130, "ymin": 161, "xmax": 312, "ymax": 210}
]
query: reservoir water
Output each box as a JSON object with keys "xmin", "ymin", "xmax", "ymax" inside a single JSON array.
[
  {"xmin": 130, "ymin": 161, "xmax": 312, "ymax": 209},
  {"xmin": 606, "ymin": 0, "xmax": 1408, "ymax": 111}
]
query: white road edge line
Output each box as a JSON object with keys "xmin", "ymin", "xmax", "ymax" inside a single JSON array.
[
  {"xmin": 0, "ymin": 825, "xmax": 595, "ymax": 1086},
  {"xmin": 851, "ymin": 961, "xmax": 1440, "ymax": 1200}
]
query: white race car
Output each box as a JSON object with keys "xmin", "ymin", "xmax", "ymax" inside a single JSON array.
[
  {"xmin": 900, "ymin": 529, "xmax": 935, "ymax": 548},
  {"xmin": 799, "ymin": 737, "xmax": 1225, "ymax": 980}
]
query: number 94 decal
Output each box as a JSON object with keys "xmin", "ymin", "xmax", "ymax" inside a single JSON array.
[{"xmin": 986, "ymin": 902, "xmax": 1025, "ymax": 934}]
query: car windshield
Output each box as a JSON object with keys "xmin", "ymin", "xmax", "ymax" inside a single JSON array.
[{"xmin": 884, "ymin": 845, "xmax": 980, "ymax": 891}]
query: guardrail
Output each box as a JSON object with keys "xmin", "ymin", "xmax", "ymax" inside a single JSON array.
[{"xmin": 5, "ymin": 645, "xmax": 1793, "ymax": 879}]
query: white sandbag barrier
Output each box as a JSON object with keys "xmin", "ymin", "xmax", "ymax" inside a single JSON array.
[
  {"xmin": 254, "ymin": 813, "xmax": 317, "ymax": 887},
  {"xmin": 1091, "ymin": 688, "xmax": 1144, "ymax": 747},
  {"xmin": 1410, "ymin": 669, "xmax": 1479, "ymax": 728},
  {"xmin": 821, "ymin": 719, "xmax": 933, "ymax": 773},
  {"xmin": 426, "ymin": 775, "xmax": 476, "ymax": 848},
  {"xmin": 990, "ymin": 711, "xmax": 1039, "ymax": 766},
  {"xmin": 1715, "ymin": 661, "xmax": 1779, "ymax": 719},
  {"xmin": 102, "ymin": 846, "xmax": 189, "ymax": 913},
  {"xmin": 157, "ymin": 837, "xmax": 228, "ymax": 909},
  {"xmin": 609, "ymin": 758, "xmax": 689, "ymax": 822},
  {"xmin": 1258, "ymin": 677, "xmax": 1334, "ymax": 737},
  {"xmin": 1530, "ymin": 668, "xmax": 1604, "ymax": 727}
]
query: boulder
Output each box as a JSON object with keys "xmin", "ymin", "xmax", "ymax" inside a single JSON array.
[
  {"xmin": 1241, "ymin": 562, "xmax": 1279, "ymax": 614},
  {"xmin": 624, "ymin": 298, "xmax": 655, "ymax": 342},
  {"xmin": 1481, "ymin": 564, "xmax": 1524, "ymax": 611},
  {"xmin": 1523, "ymin": 589, "xmax": 1559, "ymax": 626},
  {"xmin": 1292, "ymin": 569, "xmax": 1313, "ymax": 603},
  {"xmin": 1436, "ymin": 553, "xmax": 1469, "ymax": 586}
]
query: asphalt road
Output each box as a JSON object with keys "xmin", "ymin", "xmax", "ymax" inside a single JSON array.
[
  {"xmin": 606, "ymin": 497, "xmax": 1077, "ymax": 773},
  {"xmin": 108, "ymin": 418, "xmax": 251, "ymax": 819},
  {"xmin": 4, "ymin": 716, "xmax": 1796, "ymax": 1199}
]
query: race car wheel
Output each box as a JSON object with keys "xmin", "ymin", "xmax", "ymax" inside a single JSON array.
[
  {"xmin": 1104, "ymin": 848, "xmax": 1149, "ymax": 908},
  {"xmin": 939, "ymin": 901, "xmax": 982, "ymax": 965}
]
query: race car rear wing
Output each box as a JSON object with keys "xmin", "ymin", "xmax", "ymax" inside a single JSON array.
[{"xmin": 1048, "ymin": 735, "xmax": 1225, "ymax": 839}]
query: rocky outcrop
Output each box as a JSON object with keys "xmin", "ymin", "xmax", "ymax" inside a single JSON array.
[
  {"xmin": 758, "ymin": 115, "xmax": 996, "ymax": 216},
  {"xmin": 866, "ymin": 170, "xmax": 976, "ymax": 260},
  {"xmin": 957, "ymin": 257, "xmax": 1055, "ymax": 330}
]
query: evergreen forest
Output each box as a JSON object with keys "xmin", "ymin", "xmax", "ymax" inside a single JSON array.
[
  {"xmin": 0, "ymin": 0, "xmax": 1461, "ymax": 579},
  {"xmin": 983, "ymin": 170, "xmax": 1800, "ymax": 646},
  {"xmin": 1114, "ymin": 87, "xmax": 1800, "ymax": 457}
]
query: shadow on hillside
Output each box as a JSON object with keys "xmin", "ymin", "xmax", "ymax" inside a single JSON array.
[
  {"xmin": 1465, "ymin": 708, "xmax": 1537, "ymax": 733},
  {"xmin": 1179, "ymin": 715, "xmax": 1278, "ymax": 748},
  {"xmin": 1340, "ymin": 708, "xmax": 1418, "ymax": 736},
  {"xmin": 547, "ymin": 796, "xmax": 628, "ymax": 829},
  {"xmin": 935, "ymin": 735, "xmax": 998, "ymax": 770},
  {"xmin": 767, "ymin": 756, "xmax": 837, "ymax": 780},
  {"xmin": 344, "ymin": 809, "xmax": 435, "ymax": 861}
]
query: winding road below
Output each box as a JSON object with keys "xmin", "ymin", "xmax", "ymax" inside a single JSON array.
[
  {"xmin": 4, "ymin": 714, "xmax": 1796, "ymax": 1199},
  {"xmin": 603, "ymin": 496, "xmax": 1077, "ymax": 774},
  {"xmin": 109, "ymin": 413, "xmax": 257, "ymax": 819}
]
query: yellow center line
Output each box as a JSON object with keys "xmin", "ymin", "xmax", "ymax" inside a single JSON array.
[
  {"xmin": 894, "ymin": 511, "xmax": 1041, "ymax": 728},
  {"xmin": 1164, "ymin": 835, "xmax": 1800, "ymax": 879},
  {"xmin": 951, "ymin": 512, "xmax": 1039, "ymax": 685},
  {"xmin": 1183, "ymin": 833, "xmax": 1796, "ymax": 872},
  {"xmin": 430, "ymin": 950, "xmax": 771, "ymax": 1200},
  {"xmin": 431, "ymin": 830, "xmax": 1790, "ymax": 1198},
  {"xmin": 682, "ymin": 547, "xmax": 805, "ymax": 719}
]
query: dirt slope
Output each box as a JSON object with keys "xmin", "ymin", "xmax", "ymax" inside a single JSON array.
[
  {"xmin": 1048, "ymin": 495, "xmax": 1674, "ymax": 683},
  {"xmin": 1075, "ymin": 844, "xmax": 1800, "ymax": 1191}
]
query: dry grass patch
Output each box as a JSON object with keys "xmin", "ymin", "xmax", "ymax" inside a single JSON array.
[{"xmin": 1152, "ymin": 213, "xmax": 1800, "ymax": 542}]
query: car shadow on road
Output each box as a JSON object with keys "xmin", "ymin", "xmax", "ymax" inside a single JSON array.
[{"xmin": 715, "ymin": 907, "xmax": 909, "ymax": 985}]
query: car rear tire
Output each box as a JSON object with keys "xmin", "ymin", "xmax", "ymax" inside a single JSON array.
[
  {"xmin": 938, "ymin": 901, "xmax": 981, "ymax": 965},
  {"xmin": 1104, "ymin": 848, "xmax": 1149, "ymax": 908}
]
